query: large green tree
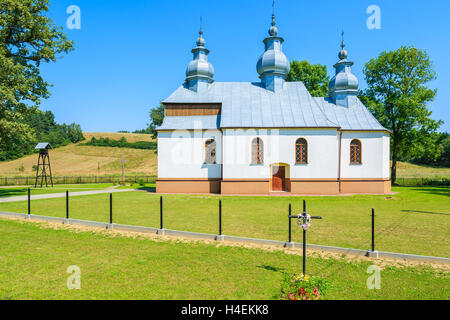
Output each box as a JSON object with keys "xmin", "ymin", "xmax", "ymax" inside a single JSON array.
[
  {"xmin": 286, "ymin": 60, "xmax": 329, "ymax": 97},
  {"xmin": 148, "ymin": 103, "xmax": 165, "ymax": 138},
  {"xmin": 0, "ymin": 0, "xmax": 74, "ymax": 153},
  {"xmin": 361, "ymin": 46, "xmax": 442, "ymax": 184}
]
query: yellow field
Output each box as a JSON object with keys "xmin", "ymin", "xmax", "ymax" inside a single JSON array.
[
  {"xmin": 0, "ymin": 132, "xmax": 449, "ymax": 178},
  {"xmin": 0, "ymin": 132, "xmax": 157, "ymax": 177},
  {"xmin": 394, "ymin": 161, "xmax": 450, "ymax": 178}
]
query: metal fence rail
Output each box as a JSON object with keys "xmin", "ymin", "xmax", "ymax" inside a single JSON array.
[
  {"xmin": 0, "ymin": 175, "xmax": 157, "ymax": 186},
  {"xmin": 395, "ymin": 177, "xmax": 450, "ymax": 186}
]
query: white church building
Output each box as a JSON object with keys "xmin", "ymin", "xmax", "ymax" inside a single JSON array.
[{"xmin": 156, "ymin": 15, "xmax": 391, "ymax": 195}]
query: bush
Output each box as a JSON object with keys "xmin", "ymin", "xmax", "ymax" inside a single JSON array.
[
  {"xmin": 0, "ymin": 110, "xmax": 85, "ymax": 161},
  {"xmin": 82, "ymin": 137, "xmax": 157, "ymax": 150},
  {"xmin": 280, "ymin": 274, "xmax": 329, "ymax": 300}
]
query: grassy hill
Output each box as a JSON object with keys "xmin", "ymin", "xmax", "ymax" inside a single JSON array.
[
  {"xmin": 0, "ymin": 132, "xmax": 157, "ymax": 177},
  {"xmin": 0, "ymin": 132, "xmax": 448, "ymax": 179}
]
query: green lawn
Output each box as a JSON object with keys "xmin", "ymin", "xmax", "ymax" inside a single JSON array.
[
  {"xmin": 0, "ymin": 218, "xmax": 447, "ymax": 300},
  {"xmin": 0, "ymin": 183, "xmax": 116, "ymax": 198},
  {"xmin": 0, "ymin": 186, "xmax": 448, "ymax": 257}
]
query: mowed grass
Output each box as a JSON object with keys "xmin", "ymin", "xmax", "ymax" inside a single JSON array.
[
  {"xmin": 0, "ymin": 218, "xmax": 448, "ymax": 300},
  {"xmin": 0, "ymin": 184, "xmax": 115, "ymax": 198},
  {"xmin": 0, "ymin": 186, "xmax": 448, "ymax": 257},
  {"xmin": 0, "ymin": 132, "xmax": 157, "ymax": 177}
]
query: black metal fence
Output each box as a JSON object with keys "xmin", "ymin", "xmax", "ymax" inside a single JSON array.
[
  {"xmin": 25, "ymin": 190, "xmax": 377, "ymax": 258},
  {"xmin": 0, "ymin": 175, "xmax": 157, "ymax": 186},
  {"xmin": 394, "ymin": 177, "xmax": 450, "ymax": 186}
]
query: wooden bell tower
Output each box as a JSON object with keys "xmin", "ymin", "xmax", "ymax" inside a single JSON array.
[{"xmin": 34, "ymin": 143, "xmax": 53, "ymax": 187}]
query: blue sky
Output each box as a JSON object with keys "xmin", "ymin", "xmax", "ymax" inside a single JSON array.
[{"xmin": 40, "ymin": 0, "xmax": 450, "ymax": 132}]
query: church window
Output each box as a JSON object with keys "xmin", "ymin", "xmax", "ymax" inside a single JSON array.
[
  {"xmin": 205, "ymin": 139, "xmax": 216, "ymax": 164},
  {"xmin": 251, "ymin": 138, "xmax": 264, "ymax": 164},
  {"xmin": 295, "ymin": 138, "xmax": 308, "ymax": 164},
  {"xmin": 350, "ymin": 139, "xmax": 362, "ymax": 164}
]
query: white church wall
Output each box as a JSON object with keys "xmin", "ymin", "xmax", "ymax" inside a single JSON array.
[
  {"xmin": 157, "ymin": 130, "xmax": 222, "ymax": 179},
  {"xmin": 340, "ymin": 131, "xmax": 390, "ymax": 179},
  {"xmin": 222, "ymin": 128, "xmax": 339, "ymax": 179}
]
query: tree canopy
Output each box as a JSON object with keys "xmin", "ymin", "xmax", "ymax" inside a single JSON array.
[
  {"xmin": 360, "ymin": 46, "xmax": 442, "ymax": 183},
  {"xmin": 286, "ymin": 60, "xmax": 329, "ymax": 97},
  {"xmin": 0, "ymin": 0, "xmax": 74, "ymax": 154}
]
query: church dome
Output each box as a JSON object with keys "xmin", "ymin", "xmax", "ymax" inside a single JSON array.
[
  {"xmin": 185, "ymin": 28, "xmax": 214, "ymax": 90},
  {"xmin": 329, "ymin": 35, "xmax": 358, "ymax": 97},
  {"xmin": 186, "ymin": 58, "xmax": 215, "ymax": 81},
  {"xmin": 256, "ymin": 14, "xmax": 290, "ymax": 90},
  {"xmin": 329, "ymin": 66, "xmax": 359, "ymax": 91},
  {"xmin": 256, "ymin": 47, "xmax": 290, "ymax": 78}
]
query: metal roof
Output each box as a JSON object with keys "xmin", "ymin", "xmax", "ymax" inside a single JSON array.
[
  {"xmin": 314, "ymin": 97, "xmax": 387, "ymax": 131},
  {"xmin": 35, "ymin": 143, "xmax": 52, "ymax": 150},
  {"xmin": 159, "ymin": 81, "xmax": 388, "ymax": 131}
]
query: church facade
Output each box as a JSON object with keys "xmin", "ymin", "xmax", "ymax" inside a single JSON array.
[{"xmin": 156, "ymin": 15, "xmax": 391, "ymax": 195}]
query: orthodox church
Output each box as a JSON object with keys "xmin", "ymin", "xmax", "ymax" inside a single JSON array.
[{"xmin": 156, "ymin": 15, "xmax": 391, "ymax": 195}]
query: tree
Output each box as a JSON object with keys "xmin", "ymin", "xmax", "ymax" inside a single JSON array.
[
  {"xmin": 286, "ymin": 60, "xmax": 330, "ymax": 97},
  {"xmin": 437, "ymin": 134, "xmax": 450, "ymax": 167},
  {"xmin": 0, "ymin": 0, "xmax": 74, "ymax": 153},
  {"xmin": 148, "ymin": 103, "xmax": 165, "ymax": 138},
  {"xmin": 361, "ymin": 46, "xmax": 442, "ymax": 184}
]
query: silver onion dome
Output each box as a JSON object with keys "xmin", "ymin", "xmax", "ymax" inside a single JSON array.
[
  {"xmin": 329, "ymin": 33, "xmax": 359, "ymax": 106},
  {"xmin": 256, "ymin": 14, "xmax": 290, "ymax": 91},
  {"xmin": 185, "ymin": 27, "xmax": 214, "ymax": 91}
]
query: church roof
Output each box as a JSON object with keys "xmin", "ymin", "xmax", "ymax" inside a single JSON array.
[
  {"xmin": 159, "ymin": 81, "xmax": 387, "ymax": 131},
  {"xmin": 314, "ymin": 97, "xmax": 388, "ymax": 131}
]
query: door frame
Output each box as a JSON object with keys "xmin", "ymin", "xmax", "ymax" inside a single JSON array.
[{"xmin": 269, "ymin": 163, "xmax": 290, "ymax": 192}]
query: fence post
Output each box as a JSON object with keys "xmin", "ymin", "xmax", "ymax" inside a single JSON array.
[
  {"xmin": 367, "ymin": 208, "xmax": 378, "ymax": 258},
  {"xmin": 27, "ymin": 188, "xmax": 31, "ymax": 217},
  {"xmin": 215, "ymin": 199, "xmax": 225, "ymax": 241},
  {"xmin": 288, "ymin": 203, "xmax": 292, "ymax": 243},
  {"xmin": 219, "ymin": 199, "xmax": 222, "ymax": 235},
  {"xmin": 158, "ymin": 196, "xmax": 165, "ymax": 235},
  {"xmin": 66, "ymin": 190, "xmax": 69, "ymax": 220},
  {"xmin": 371, "ymin": 208, "xmax": 375, "ymax": 252},
  {"xmin": 110, "ymin": 193, "xmax": 113, "ymax": 224}
]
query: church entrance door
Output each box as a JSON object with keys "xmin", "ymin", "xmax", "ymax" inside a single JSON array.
[{"xmin": 272, "ymin": 166, "xmax": 285, "ymax": 191}]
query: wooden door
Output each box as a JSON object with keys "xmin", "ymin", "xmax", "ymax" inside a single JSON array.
[{"xmin": 272, "ymin": 166, "xmax": 285, "ymax": 191}]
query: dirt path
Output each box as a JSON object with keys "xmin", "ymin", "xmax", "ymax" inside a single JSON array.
[{"xmin": 0, "ymin": 188, "xmax": 137, "ymax": 203}]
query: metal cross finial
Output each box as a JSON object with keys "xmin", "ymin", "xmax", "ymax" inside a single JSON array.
[
  {"xmin": 341, "ymin": 30, "xmax": 345, "ymax": 49},
  {"xmin": 272, "ymin": 0, "xmax": 275, "ymax": 26},
  {"xmin": 199, "ymin": 16, "xmax": 203, "ymax": 35}
]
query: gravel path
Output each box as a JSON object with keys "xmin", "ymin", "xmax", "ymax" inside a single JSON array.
[{"xmin": 0, "ymin": 188, "xmax": 138, "ymax": 203}]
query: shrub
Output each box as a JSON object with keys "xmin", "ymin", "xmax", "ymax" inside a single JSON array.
[
  {"xmin": 82, "ymin": 137, "xmax": 157, "ymax": 150},
  {"xmin": 280, "ymin": 274, "xmax": 329, "ymax": 300}
]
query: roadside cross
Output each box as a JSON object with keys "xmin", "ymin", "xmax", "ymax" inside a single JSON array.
[{"xmin": 289, "ymin": 200, "xmax": 322, "ymax": 275}]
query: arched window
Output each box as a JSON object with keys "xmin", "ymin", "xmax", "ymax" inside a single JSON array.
[
  {"xmin": 251, "ymin": 138, "xmax": 264, "ymax": 164},
  {"xmin": 205, "ymin": 139, "xmax": 216, "ymax": 164},
  {"xmin": 350, "ymin": 139, "xmax": 362, "ymax": 164},
  {"xmin": 295, "ymin": 138, "xmax": 308, "ymax": 164}
]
